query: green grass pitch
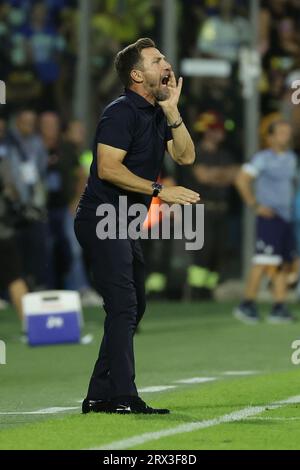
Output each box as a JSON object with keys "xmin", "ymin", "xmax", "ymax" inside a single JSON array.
[{"xmin": 0, "ymin": 301, "xmax": 300, "ymax": 450}]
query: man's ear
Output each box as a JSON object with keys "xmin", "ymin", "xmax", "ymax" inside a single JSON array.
[{"xmin": 130, "ymin": 69, "xmax": 143, "ymax": 84}]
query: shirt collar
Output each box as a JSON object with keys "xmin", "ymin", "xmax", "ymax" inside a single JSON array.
[{"xmin": 124, "ymin": 88, "xmax": 155, "ymax": 109}]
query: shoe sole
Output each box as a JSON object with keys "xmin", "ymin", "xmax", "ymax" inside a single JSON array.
[
  {"xmin": 233, "ymin": 309, "xmax": 259, "ymax": 325},
  {"xmin": 82, "ymin": 405, "xmax": 170, "ymax": 415},
  {"xmin": 86, "ymin": 410, "xmax": 170, "ymax": 415},
  {"xmin": 113, "ymin": 410, "xmax": 170, "ymax": 415}
]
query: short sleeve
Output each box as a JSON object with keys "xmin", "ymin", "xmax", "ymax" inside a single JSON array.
[
  {"xmin": 96, "ymin": 102, "xmax": 136, "ymax": 151},
  {"xmin": 242, "ymin": 152, "xmax": 266, "ymax": 177}
]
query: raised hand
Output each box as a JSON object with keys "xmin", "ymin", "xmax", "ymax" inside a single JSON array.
[{"xmin": 158, "ymin": 71, "xmax": 183, "ymax": 115}]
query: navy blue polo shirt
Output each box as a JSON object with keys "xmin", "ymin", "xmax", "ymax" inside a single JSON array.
[{"xmin": 79, "ymin": 88, "xmax": 172, "ymax": 212}]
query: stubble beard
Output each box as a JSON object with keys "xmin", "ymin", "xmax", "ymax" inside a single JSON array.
[
  {"xmin": 146, "ymin": 78, "xmax": 170, "ymax": 102},
  {"xmin": 154, "ymin": 88, "xmax": 170, "ymax": 102}
]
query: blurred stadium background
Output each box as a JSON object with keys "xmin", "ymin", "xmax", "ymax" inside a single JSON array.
[{"xmin": 1, "ymin": 0, "xmax": 300, "ymax": 451}]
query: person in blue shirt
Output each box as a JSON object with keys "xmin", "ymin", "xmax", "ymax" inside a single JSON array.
[
  {"xmin": 234, "ymin": 120, "xmax": 297, "ymax": 324},
  {"xmin": 20, "ymin": 2, "xmax": 65, "ymax": 84},
  {"xmin": 75, "ymin": 38, "xmax": 199, "ymax": 415}
]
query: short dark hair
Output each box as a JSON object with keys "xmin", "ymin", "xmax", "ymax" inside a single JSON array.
[
  {"xmin": 267, "ymin": 119, "xmax": 290, "ymax": 135},
  {"xmin": 115, "ymin": 38, "xmax": 156, "ymax": 88}
]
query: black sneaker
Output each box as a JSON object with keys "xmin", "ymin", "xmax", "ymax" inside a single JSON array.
[
  {"xmin": 82, "ymin": 396, "xmax": 170, "ymax": 415},
  {"xmin": 110, "ymin": 396, "xmax": 170, "ymax": 415},
  {"xmin": 268, "ymin": 305, "xmax": 295, "ymax": 324},
  {"xmin": 82, "ymin": 398, "xmax": 111, "ymax": 414},
  {"xmin": 233, "ymin": 302, "xmax": 260, "ymax": 324}
]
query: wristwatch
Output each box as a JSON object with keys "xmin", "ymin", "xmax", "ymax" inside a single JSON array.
[{"xmin": 151, "ymin": 182, "xmax": 164, "ymax": 197}]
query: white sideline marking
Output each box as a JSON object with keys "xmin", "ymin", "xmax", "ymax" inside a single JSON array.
[
  {"xmin": 76, "ymin": 371, "xmax": 261, "ymax": 404},
  {"xmin": 175, "ymin": 377, "xmax": 216, "ymax": 384},
  {"xmin": 222, "ymin": 371, "xmax": 258, "ymax": 376},
  {"xmin": 246, "ymin": 417, "xmax": 300, "ymax": 421},
  {"xmin": 76, "ymin": 386, "xmax": 177, "ymax": 403},
  {"xmin": 138, "ymin": 386, "xmax": 176, "ymax": 393},
  {"xmin": 275, "ymin": 395, "xmax": 300, "ymax": 405},
  {"xmin": 0, "ymin": 406, "xmax": 79, "ymax": 415},
  {"xmin": 1, "ymin": 373, "xmax": 283, "ymax": 417},
  {"xmin": 88, "ymin": 395, "xmax": 300, "ymax": 450}
]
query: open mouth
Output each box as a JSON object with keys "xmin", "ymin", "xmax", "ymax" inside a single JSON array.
[{"xmin": 161, "ymin": 74, "xmax": 170, "ymax": 86}]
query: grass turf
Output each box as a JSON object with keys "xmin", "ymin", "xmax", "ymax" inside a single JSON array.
[{"xmin": 0, "ymin": 301, "xmax": 300, "ymax": 449}]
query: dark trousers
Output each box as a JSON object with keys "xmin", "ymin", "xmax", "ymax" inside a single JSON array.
[
  {"xmin": 47, "ymin": 207, "xmax": 73, "ymax": 289},
  {"xmin": 74, "ymin": 209, "xmax": 146, "ymax": 399}
]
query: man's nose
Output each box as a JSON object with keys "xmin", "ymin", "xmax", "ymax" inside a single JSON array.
[{"xmin": 163, "ymin": 59, "xmax": 171, "ymax": 70}]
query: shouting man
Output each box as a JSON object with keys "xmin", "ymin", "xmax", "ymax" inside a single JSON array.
[{"xmin": 75, "ymin": 38, "xmax": 199, "ymax": 414}]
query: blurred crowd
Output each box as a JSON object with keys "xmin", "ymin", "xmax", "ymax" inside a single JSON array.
[
  {"xmin": 174, "ymin": 0, "xmax": 300, "ymax": 300},
  {"xmin": 0, "ymin": 107, "xmax": 102, "ymax": 318},
  {"xmin": 0, "ymin": 0, "xmax": 77, "ymax": 120},
  {"xmin": 0, "ymin": 0, "xmax": 162, "ymax": 120},
  {"xmin": 1, "ymin": 0, "xmax": 300, "ymax": 312}
]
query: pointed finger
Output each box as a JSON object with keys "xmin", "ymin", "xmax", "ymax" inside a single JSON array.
[{"xmin": 177, "ymin": 76, "xmax": 183, "ymax": 94}]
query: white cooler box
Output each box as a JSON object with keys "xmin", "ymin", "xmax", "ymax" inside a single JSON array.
[{"xmin": 23, "ymin": 291, "xmax": 83, "ymax": 346}]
